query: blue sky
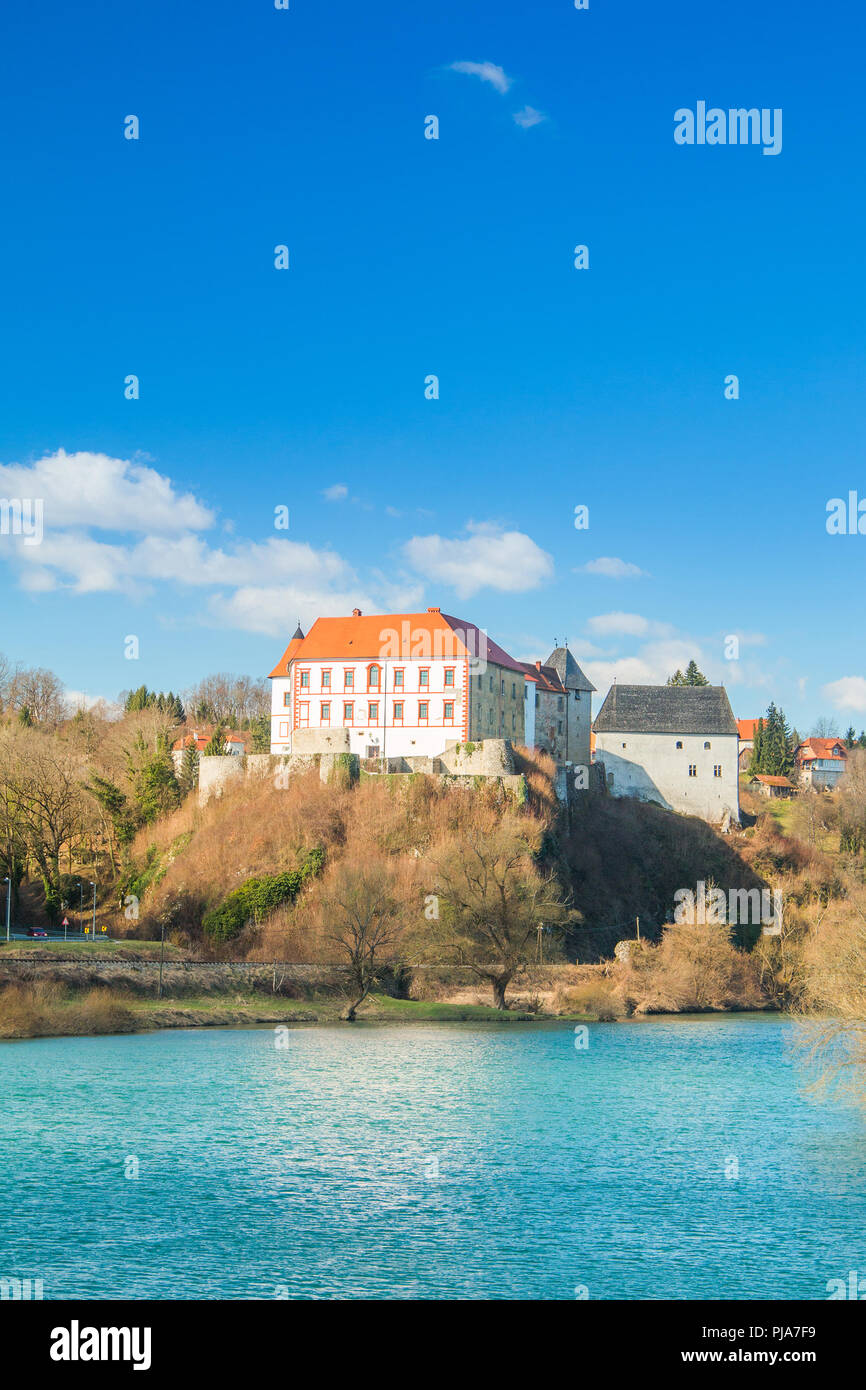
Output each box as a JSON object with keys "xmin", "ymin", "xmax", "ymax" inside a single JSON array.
[{"xmin": 0, "ymin": 0, "xmax": 864, "ymax": 731}]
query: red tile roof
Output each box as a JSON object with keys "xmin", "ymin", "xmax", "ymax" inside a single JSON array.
[
  {"xmin": 517, "ymin": 660, "xmax": 566, "ymax": 694},
  {"xmin": 751, "ymin": 774, "xmax": 794, "ymax": 787},
  {"xmin": 796, "ymin": 738, "xmax": 847, "ymax": 763},
  {"xmin": 270, "ymin": 609, "xmax": 524, "ymax": 675},
  {"xmin": 737, "ymin": 718, "xmax": 759, "ymax": 740}
]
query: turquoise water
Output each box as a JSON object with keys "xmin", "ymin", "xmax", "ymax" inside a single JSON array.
[{"xmin": 1, "ymin": 1016, "xmax": 864, "ymax": 1300}]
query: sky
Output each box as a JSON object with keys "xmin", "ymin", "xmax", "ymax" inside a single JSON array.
[{"xmin": 0, "ymin": 0, "xmax": 864, "ymax": 731}]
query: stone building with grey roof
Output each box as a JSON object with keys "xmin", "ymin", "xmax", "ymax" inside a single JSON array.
[
  {"xmin": 520, "ymin": 646, "xmax": 595, "ymax": 771},
  {"xmin": 592, "ymin": 684, "xmax": 740, "ymax": 824}
]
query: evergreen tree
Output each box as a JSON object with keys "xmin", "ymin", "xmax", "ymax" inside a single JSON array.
[
  {"xmin": 250, "ymin": 713, "xmax": 271, "ymax": 753},
  {"xmin": 667, "ymin": 661, "xmax": 710, "ymax": 687},
  {"xmin": 177, "ymin": 742, "xmax": 200, "ymax": 796},
  {"xmin": 203, "ymin": 725, "xmax": 229, "ymax": 756},
  {"xmin": 845, "ymin": 725, "xmax": 858, "ymax": 749}
]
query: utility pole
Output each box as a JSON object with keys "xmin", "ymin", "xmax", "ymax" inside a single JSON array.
[
  {"xmin": 91, "ymin": 881, "xmax": 97, "ymax": 939},
  {"xmin": 636, "ymin": 916, "xmax": 640, "ymax": 941},
  {"xmin": 4, "ymin": 876, "xmax": 10, "ymax": 943},
  {"xmin": 537, "ymin": 921, "xmax": 544, "ymax": 964}
]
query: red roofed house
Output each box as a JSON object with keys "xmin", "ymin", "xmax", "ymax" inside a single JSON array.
[
  {"xmin": 268, "ymin": 608, "xmax": 527, "ymax": 760},
  {"xmin": 749, "ymin": 774, "xmax": 795, "ymax": 799},
  {"xmin": 737, "ymin": 718, "xmax": 759, "ymax": 773},
  {"xmin": 171, "ymin": 728, "xmax": 249, "ymax": 772},
  {"xmin": 795, "ymin": 737, "xmax": 848, "ymax": 790}
]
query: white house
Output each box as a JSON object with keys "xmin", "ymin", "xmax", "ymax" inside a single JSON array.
[
  {"xmin": 268, "ymin": 606, "xmax": 527, "ymax": 760},
  {"xmin": 592, "ymin": 684, "xmax": 740, "ymax": 824}
]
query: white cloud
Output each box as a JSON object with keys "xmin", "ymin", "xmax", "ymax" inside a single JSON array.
[
  {"xmin": 0, "ymin": 449, "xmax": 213, "ymax": 533},
  {"xmin": 577, "ymin": 557, "xmax": 648, "ymax": 580},
  {"xmin": 586, "ymin": 611, "xmax": 674, "ymax": 639},
  {"xmin": 822, "ymin": 676, "xmax": 866, "ymax": 713},
  {"xmin": 449, "ymin": 61, "xmax": 512, "ymax": 94},
  {"xmin": 322, "ymin": 484, "xmax": 348, "ymax": 501},
  {"xmin": 403, "ymin": 522, "xmax": 553, "ymax": 599},
  {"xmin": 513, "ymin": 105, "xmax": 546, "ymax": 129}
]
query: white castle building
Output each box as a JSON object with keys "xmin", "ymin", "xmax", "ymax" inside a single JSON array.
[
  {"xmin": 592, "ymin": 684, "xmax": 740, "ymax": 824},
  {"xmin": 268, "ymin": 607, "xmax": 528, "ymax": 760}
]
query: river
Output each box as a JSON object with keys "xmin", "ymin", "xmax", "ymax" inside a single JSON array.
[{"xmin": 1, "ymin": 1015, "xmax": 864, "ymax": 1299}]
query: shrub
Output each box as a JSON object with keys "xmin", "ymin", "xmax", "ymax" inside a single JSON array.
[{"xmin": 202, "ymin": 847, "xmax": 325, "ymax": 943}]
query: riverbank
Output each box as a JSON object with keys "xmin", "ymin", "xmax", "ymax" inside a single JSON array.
[{"xmin": 0, "ymin": 982, "xmax": 591, "ymax": 1039}]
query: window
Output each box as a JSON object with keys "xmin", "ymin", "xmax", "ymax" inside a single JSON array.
[
  {"xmin": 419, "ymin": 668, "xmax": 429, "ymax": 688},
  {"xmin": 298, "ymin": 702, "xmax": 309, "ymax": 727},
  {"xmin": 368, "ymin": 702, "xmax": 379, "ymax": 723},
  {"xmin": 393, "ymin": 668, "xmax": 404, "ymax": 688},
  {"xmin": 321, "ymin": 669, "xmax": 331, "ymax": 689},
  {"xmin": 558, "ymin": 721, "xmax": 563, "ymax": 734},
  {"xmin": 500, "ymin": 710, "xmax": 505, "ymax": 726},
  {"xmin": 488, "ymin": 708, "xmax": 494, "ymax": 726},
  {"xmin": 558, "ymin": 696, "xmax": 564, "ymax": 711},
  {"xmin": 283, "ymin": 691, "xmax": 291, "ymax": 707},
  {"xmin": 688, "ymin": 764, "xmax": 697, "ymax": 777},
  {"xmin": 676, "ymin": 740, "xmax": 683, "ymax": 749},
  {"xmin": 344, "ymin": 669, "xmax": 354, "ymax": 689},
  {"xmin": 622, "ymin": 742, "xmax": 627, "ymax": 749},
  {"xmin": 300, "ymin": 670, "xmax": 310, "ymax": 689},
  {"xmin": 321, "ymin": 702, "xmax": 331, "ymax": 724},
  {"xmin": 512, "ymin": 713, "xmax": 517, "ymax": 731},
  {"xmin": 278, "ymin": 720, "xmax": 289, "ymax": 739},
  {"xmin": 714, "ymin": 765, "xmax": 722, "ymax": 778},
  {"xmin": 445, "ymin": 668, "xmax": 455, "ymax": 687},
  {"xmin": 368, "ymin": 664, "xmax": 381, "ymax": 689},
  {"xmin": 704, "ymin": 741, "xmax": 711, "ymax": 750},
  {"xmin": 343, "ymin": 702, "xmax": 354, "ymax": 724},
  {"xmin": 444, "ymin": 701, "xmax": 454, "ymax": 721},
  {"xmin": 501, "ymin": 679, "xmax": 505, "ymax": 695},
  {"xmin": 489, "ymin": 676, "xmax": 494, "ymax": 692},
  {"xmin": 512, "ymin": 682, "xmax": 517, "ymax": 699},
  {"xmin": 477, "ymin": 674, "xmax": 482, "ymax": 689},
  {"xmin": 393, "ymin": 701, "xmax": 404, "ymax": 723},
  {"xmin": 419, "ymin": 701, "xmax": 429, "ymax": 722}
]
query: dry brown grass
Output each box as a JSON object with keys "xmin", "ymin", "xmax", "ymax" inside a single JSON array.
[{"xmin": 0, "ymin": 981, "xmax": 135, "ymax": 1038}]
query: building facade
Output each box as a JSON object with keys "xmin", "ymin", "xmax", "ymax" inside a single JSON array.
[
  {"xmin": 593, "ymin": 684, "xmax": 740, "ymax": 824},
  {"xmin": 796, "ymin": 737, "xmax": 847, "ymax": 789},
  {"xmin": 268, "ymin": 607, "xmax": 526, "ymax": 759},
  {"xmin": 519, "ymin": 648, "xmax": 594, "ymax": 769}
]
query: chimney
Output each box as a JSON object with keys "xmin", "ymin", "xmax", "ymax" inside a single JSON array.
[
  {"xmin": 352, "ymin": 608, "xmax": 362, "ymax": 617},
  {"xmin": 427, "ymin": 606, "xmax": 440, "ymax": 614},
  {"xmin": 535, "ymin": 660, "xmax": 542, "ymax": 671}
]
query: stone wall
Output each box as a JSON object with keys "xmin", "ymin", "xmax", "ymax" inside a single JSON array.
[{"xmin": 200, "ymin": 739, "xmax": 520, "ymax": 804}]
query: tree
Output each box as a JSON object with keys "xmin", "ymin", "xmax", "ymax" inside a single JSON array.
[
  {"xmin": 250, "ymin": 713, "xmax": 271, "ymax": 753},
  {"xmin": 846, "ymin": 726, "xmax": 858, "ymax": 750},
  {"xmin": 122, "ymin": 686, "xmax": 185, "ymax": 722},
  {"xmin": 424, "ymin": 820, "xmax": 571, "ymax": 1008},
  {"xmin": 6, "ymin": 665, "xmax": 67, "ymax": 724},
  {"xmin": 812, "ymin": 715, "xmax": 840, "ymax": 739},
  {"xmin": 667, "ymin": 661, "xmax": 709, "ymax": 687},
  {"xmin": 183, "ymin": 673, "xmax": 268, "ymax": 728},
  {"xmin": 177, "ymin": 742, "xmax": 200, "ymax": 796},
  {"xmin": 0, "ymin": 727, "xmax": 92, "ymax": 921},
  {"xmin": 203, "ymin": 726, "xmax": 228, "ymax": 756},
  {"xmin": 319, "ymin": 858, "xmax": 405, "ymax": 1020},
  {"xmin": 126, "ymin": 730, "xmax": 180, "ymax": 824},
  {"xmin": 750, "ymin": 704, "xmax": 795, "ymax": 777}
]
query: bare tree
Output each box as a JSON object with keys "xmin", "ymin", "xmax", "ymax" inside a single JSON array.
[
  {"xmin": 6, "ymin": 665, "xmax": 67, "ymax": 724},
  {"xmin": 424, "ymin": 821, "xmax": 572, "ymax": 1008},
  {"xmin": 320, "ymin": 858, "xmax": 405, "ymax": 1020}
]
